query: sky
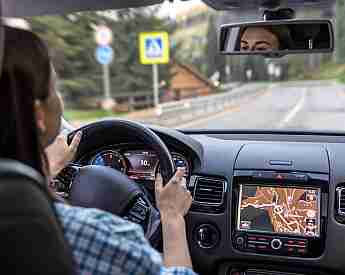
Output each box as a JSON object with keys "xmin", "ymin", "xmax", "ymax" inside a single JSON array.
[{"xmin": 158, "ymin": 0, "xmax": 203, "ymax": 19}]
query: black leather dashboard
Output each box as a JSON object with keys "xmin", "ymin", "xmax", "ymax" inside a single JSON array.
[
  {"xmin": 70, "ymin": 123, "xmax": 345, "ymax": 275},
  {"xmin": 179, "ymin": 130, "xmax": 345, "ymax": 275}
]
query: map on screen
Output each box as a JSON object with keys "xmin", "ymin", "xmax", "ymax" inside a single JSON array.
[{"xmin": 237, "ymin": 185, "xmax": 320, "ymax": 237}]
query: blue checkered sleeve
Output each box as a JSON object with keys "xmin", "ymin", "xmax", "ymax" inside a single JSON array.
[
  {"xmin": 160, "ymin": 266, "xmax": 197, "ymax": 275},
  {"xmin": 54, "ymin": 203, "xmax": 197, "ymax": 275}
]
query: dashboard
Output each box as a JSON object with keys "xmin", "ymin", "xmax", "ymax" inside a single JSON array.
[{"xmin": 65, "ymin": 122, "xmax": 345, "ymax": 275}]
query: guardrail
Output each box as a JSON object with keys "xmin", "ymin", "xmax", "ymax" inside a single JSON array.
[
  {"xmin": 219, "ymin": 82, "xmax": 242, "ymax": 91},
  {"xmin": 113, "ymin": 82, "xmax": 242, "ymax": 111},
  {"xmin": 114, "ymin": 91, "xmax": 153, "ymax": 111},
  {"xmin": 145, "ymin": 83, "xmax": 269, "ymax": 127},
  {"xmin": 279, "ymin": 80, "xmax": 338, "ymax": 87},
  {"xmin": 70, "ymin": 82, "xmax": 270, "ymax": 128}
]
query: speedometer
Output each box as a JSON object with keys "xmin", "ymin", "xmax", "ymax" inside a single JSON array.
[{"xmin": 91, "ymin": 150, "xmax": 127, "ymax": 173}]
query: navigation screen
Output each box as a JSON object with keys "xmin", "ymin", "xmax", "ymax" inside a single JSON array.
[{"xmin": 237, "ymin": 185, "xmax": 320, "ymax": 237}]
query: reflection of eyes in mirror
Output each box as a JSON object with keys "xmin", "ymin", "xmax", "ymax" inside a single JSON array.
[
  {"xmin": 241, "ymin": 41, "xmax": 275, "ymax": 51},
  {"xmin": 240, "ymin": 27, "xmax": 280, "ymax": 52}
]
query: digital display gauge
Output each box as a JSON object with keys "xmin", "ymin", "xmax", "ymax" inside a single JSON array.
[
  {"xmin": 90, "ymin": 149, "xmax": 190, "ymax": 181},
  {"xmin": 91, "ymin": 150, "xmax": 127, "ymax": 173}
]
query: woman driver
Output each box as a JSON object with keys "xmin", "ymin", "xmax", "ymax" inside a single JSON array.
[{"xmin": 0, "ymin": 25, "xmax": 196, "ymax": 275}]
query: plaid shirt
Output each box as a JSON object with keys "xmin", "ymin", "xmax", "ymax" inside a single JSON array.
[{"xmin": 54, "ymin": 203, "xmax": 197, "ymax": 275}]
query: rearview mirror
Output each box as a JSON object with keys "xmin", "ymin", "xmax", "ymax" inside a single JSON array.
[{"xmin": 219, "ymin": 19, "xmax": 334, "ymax": 58}]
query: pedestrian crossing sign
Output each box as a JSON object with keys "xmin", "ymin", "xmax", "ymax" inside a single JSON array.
[{"xmin": 139, "ymin": 32, "xmax": 170, "ymax": 64}]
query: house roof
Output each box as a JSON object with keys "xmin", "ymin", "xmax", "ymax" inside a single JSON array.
[{"xmin": 171, "ymin": 62, "xmax": 216, "ymax": 90}]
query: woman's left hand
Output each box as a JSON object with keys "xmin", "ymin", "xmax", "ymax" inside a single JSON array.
[{"xmin": 45, "ymin": 131, "xmax": 82, "ymax": 178}]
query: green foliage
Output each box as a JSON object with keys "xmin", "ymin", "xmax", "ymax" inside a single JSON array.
[
  {"xmin": 206, "ymin": 14, "xmax": 226, "ymax": 81},
  {"xmin": 311, "ymin": 62, "xmax": 345, "ymax": 80},
  {"xmin": 291, "ymin": 61, "xmax": 345, "ymax": 81},
  {"xmin": 64, "ymin": 109, "xmax": 124, "ymax": 121},
  {"xmin": 29, "ymin": 9, "xmax": 176, "ymax": 105},
  {"xmin": 288, "ymin": 56, "xmax": 307, "ymax": 80},
  {"xmin": 336, "ymin": 0, "xmax": 345, "ymax": 64}
]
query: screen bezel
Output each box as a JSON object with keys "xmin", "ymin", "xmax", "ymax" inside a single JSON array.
[{"xmin": 236, "ymin": 184, "xmax": 321, "ymax": 238}]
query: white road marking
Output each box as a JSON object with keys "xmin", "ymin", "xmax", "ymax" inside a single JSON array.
[
  {"xmin": 277, "ymin": 88, "xmax": 307, "ymax": 129},
  {"xmin": 177, "ymin": 85, "xmax": 275, "ymax": 129},
  {"xmin": 178, "ymin": 107, "xmax": 240, "ymax": 129}
]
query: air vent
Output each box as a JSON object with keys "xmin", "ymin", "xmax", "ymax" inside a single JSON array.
[
  {"xmin": 193, "ymin": 177, "xmax": 226, "ymax": 206},
  {"xmin": 337, "ymin": 187, "xmax": 345, "ymax": 216}
]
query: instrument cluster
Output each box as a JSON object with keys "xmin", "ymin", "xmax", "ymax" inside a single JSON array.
[{"xmin": 89, "ymin": 148, "xmax": 191, "ymax": 181}]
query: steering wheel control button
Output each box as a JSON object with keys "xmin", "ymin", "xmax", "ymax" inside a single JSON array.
[
  {"xmin": 271, "ymin": 238, "xmax": 283, "ymax": 250},
  {"xmin": 124, "ymin": 197, "xmax": 149, "ymax": 226},
  {"xmin": 196, "ymin": 224, "xmax": 220, "ymax": 249}
]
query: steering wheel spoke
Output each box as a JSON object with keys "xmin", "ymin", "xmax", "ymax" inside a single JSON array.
[
  {"xmin": 123, "ymin": 196, "xmax": 151, "ymax": 229},
  {"xmin": 55, "ymin": 163, "xmax": 81, "ymax": 193}
]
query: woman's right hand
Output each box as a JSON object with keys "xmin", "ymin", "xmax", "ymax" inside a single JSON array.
[
  {"xmin": 155, "ymin": 168, "xmax": 194, "ymax": 268},
  {"xmin": 155, "ymin": 168, "xmax": 193, "ymax": 219}
]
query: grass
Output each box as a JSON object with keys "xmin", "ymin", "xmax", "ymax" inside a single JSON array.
[
  {"xmin": 303, "ymin": 62, "xmax": 345, "ymax": 82},
  {"xmin": 64, "ymin": 109, "xmax": 126, "ymax": 122}
]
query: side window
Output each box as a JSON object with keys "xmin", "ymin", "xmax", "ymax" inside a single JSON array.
[{"xmin": 0, "ymin": 0, "xmax": 3, "ymax": 76}]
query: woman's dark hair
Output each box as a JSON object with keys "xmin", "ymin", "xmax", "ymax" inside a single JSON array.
[
  {"xmin": 0, "ymin": 26, "xmax": 51, "ymax": 175},
  {"xmin": 264, "ymin": 25, "xmax": 294, "ymax": 50}
]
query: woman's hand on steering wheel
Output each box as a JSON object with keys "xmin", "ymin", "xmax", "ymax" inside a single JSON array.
[
  {"xmin": 46, "ymin": 131, "xmax": 82, "ymax": 178},
  {"xmin": 155, "ymin": 168, "xmax": 193, "ymax": 219}
]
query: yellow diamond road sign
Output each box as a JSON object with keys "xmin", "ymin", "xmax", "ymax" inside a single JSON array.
[{"xmin": 139, "ymin": 32, "xmax": 170, "ymax": 64}]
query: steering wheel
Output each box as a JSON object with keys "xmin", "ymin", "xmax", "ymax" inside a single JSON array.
[{"xmin": 64, "ymin": 120, "xmax": 175, "ymax": 249}]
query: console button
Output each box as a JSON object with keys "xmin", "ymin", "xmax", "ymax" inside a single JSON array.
[
  {"xmin": 235, "ymin": 236, "xmax": 245, "ymax": 248},
  {"xmin": 298, "ymin": 249, "xmax": 307, "ymax": 254},
  {"xmin": 271, "ymin": 238, "xmax": 283, "ymax": 250},
  {"xmin": 253, "ymin": 171, "xmax": 276, "ymax": 179},
  {"xmin": 287, "ymin": 173, "xmax": 308, "ymax": 182}
]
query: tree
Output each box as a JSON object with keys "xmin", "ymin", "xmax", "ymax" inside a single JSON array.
[
  {"xmin": 205, "ymin": 14, "xmax": 226, "ymax": 82},
  {"xmin": 29, "ymin": 9, "xmax": 177, "ymax": 104},
  {"xmin": 108, "ymin": 8, "xmax": 174, "ymax": 92},
  {"xmin": 336, "ymin": 0, "xmax": 345, "ymax": 63}
]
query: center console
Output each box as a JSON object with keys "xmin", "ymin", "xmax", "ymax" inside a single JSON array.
[{"xmin": 232, "ymin": 170, "xmax": 328, "ymax": 258}]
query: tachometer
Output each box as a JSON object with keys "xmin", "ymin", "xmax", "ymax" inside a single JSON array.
[
  {"xmin": 90, "ymin": 150, "xmax": 127, "ymax": 173},
  {"xmin": 155, "ymin": 153, "xmax": 190, "ymax": 179}
]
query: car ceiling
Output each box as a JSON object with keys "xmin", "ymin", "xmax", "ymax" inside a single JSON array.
[
  {"xmin": 2, "ymin": 0, "xmax": 336, "ymax": 17},
  {"xmin": 2, "ymin": 0, "xmax": 164, "ymax": 17}
]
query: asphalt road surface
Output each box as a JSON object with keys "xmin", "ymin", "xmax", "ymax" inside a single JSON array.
[{"xmin": 180, "ymin": 82, "xmax": 345, "ymax": 131}]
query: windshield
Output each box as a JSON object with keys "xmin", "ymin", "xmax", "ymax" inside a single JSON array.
[{"xmin": 12, "ymin": 0, "xmax": 345, "ymax": 132}]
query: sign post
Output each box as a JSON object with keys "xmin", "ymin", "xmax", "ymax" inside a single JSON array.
[
  {"xmin": 274, "ymin": 66, "xmax": 282, "ymax": 81},
  {"xmin": 95, "ymin": 25, "xmax": 114, "ymax": 110},
  {"xmin": 139, "ymin": 32, "xmax": 170, "ymax": 109},
  {"xmin": 103, "ymin": 62, "xmax": 111, "ymax": 100},
  {"xmin": 267, "ymin": 62, "xmax": 275, "ymax": 82},
  {"xmin": 152, "ymin": 64, "xmax": 159, "ymax": 108}
]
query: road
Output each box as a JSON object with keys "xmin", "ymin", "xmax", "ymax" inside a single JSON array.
[{"xmin": 179, "ymin": 82, "xmax": 345, "ymax": 131}]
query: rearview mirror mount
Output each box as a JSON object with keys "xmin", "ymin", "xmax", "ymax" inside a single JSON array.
[{"xmin": 219, "ymin": 19, "xmax": 334, "ymax": 58}]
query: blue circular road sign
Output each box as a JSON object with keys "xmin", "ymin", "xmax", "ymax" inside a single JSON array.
[{"xmin": 95, "ymin": 45, "xmax": 114, "ymax": 65}]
